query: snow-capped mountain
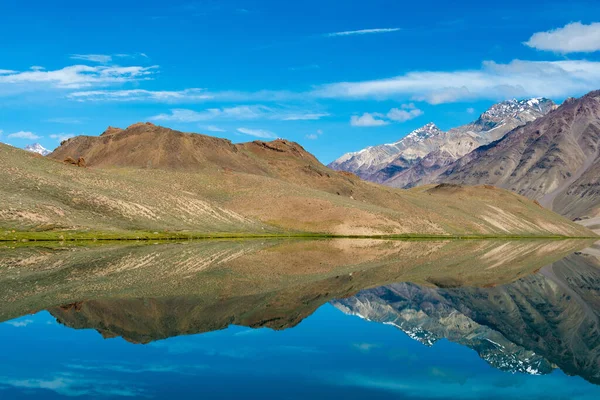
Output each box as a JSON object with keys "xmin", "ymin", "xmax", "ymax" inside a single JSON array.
[
  {"xmin": 24, "ymin": 143, "xmax": 51, "ymax": 156},
  {"xmin": 474, "ymin": 98, "xmax": 556, "ymax": 130},
  {"xmin": 437, "ymin": 91, "xmax": 600, "ymax": 220},
  {"xmin": 328, "ymin": 122, "xmax": 443, "ymax": 180},
  {"xmin": 328, "ymin": 98, "xmax": 556, "ymax": 187}
]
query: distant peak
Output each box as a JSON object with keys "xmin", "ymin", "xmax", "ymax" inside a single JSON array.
[
  {"xmin": 24, "ymin": 143, "xmax": 50, "ymax": 156},
  {"xmin": 407, "ymin": 122, "xmax": 442, "ymax": 137},
  {"xmin": 478, "ymin": 97, "xmax": 556, "ymax": 123}
]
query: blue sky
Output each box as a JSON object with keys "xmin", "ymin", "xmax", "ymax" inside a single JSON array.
[{"xmin": 1, "ymin": 0, "xmax": 600, "ymax": 163}]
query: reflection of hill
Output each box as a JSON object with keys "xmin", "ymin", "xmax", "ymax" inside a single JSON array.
[
  {"xmin": 333, "ymin": 249, "xmax": 600, "ymax": 384},
  {"xmin": 0, "ymin": 239, "xmax": 590, "ymax": 340}
]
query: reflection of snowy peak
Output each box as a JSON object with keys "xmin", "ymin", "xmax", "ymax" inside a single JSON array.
[
  {"xmin": 329, "ymin": 98, "xmax": 556, "ymax": 187},
  {"xmin": 332, "ymin": 251, "xmax": 600, "ymax": 384},
  {"xmin": 331, "ymin": 283, "xmax": 553, "ymax": 375}
]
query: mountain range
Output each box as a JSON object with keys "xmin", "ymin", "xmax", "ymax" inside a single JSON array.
[
  {"xmin": 439, "ymin": 90, "xmax": 600, "ymax": 221},
  {"xmin": 329, "ymin": 98, "xmax": 556, "ymax": 187},
  {"xmin": 0, "ymin": 122, "xmax": 590, "ymax": 238},
  {"xmin": 330, "ymin": 90, "xmax": 600, "ymax": 224}
]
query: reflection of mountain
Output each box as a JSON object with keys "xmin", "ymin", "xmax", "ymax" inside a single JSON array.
[
  {"xmin": 332, "ymin": 250, "xmax": 600, "ymax": 384},
  {"xmin": 1, "ymin": 237, "xmax": 596, "ymax": 385},
  {"xmin": 1, "ymin": 239, "xmax": 588, "ymax": 324}
]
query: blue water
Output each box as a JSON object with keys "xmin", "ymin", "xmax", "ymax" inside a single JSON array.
[{"xmin": 1, "ymin": 304, "xmax": 599, "ymax": 399}]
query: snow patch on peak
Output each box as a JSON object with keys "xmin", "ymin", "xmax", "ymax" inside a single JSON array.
[
  {"xmin": 405, "ymin": 122, "xmax": 443, "ymax": 140},
  {"xmin": 24, "ymin": 143, "xmax": 50, "ymax": 156}
]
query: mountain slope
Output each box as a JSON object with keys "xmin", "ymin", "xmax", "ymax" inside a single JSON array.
[
  {"xmin": 0, "ymin": 123, "xmax": 592, "ymax": 237},
  {"xmin": 439, "ymin": 91, "xmax": 600, "ymax": 220},
  {"xmin": 329, "ymin": 98, "xmax": 555, "ymax": 187}
]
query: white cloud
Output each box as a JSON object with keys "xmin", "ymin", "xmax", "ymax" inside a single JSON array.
[
  {"xmin": 387, "ymin": 103, "xmax": 424, "ymax": 122},
  {"xmin": 69, "ymin": 53, "xmax": 149, "ymax": 63},
  {"xmin": 50, "ymin": 133, "xmax": 75, "ymax": 142},
  {"xmin": 7, "ymin": 131, "xmax": 40, "ymax": 140},
  {"xmin": 204, "ymin": 125, "xmax": 226, "ymax": 132},
  {"xmin": 70, "ymin": 54, "xmax": 113, "ymax": 63},
  {"xmin": 314, "ymin": 59, "xmax": 600, "ymax": 104},
  {"xmin": 68, "ymin": 88, "xmax": 210, "ymax": 102},
  {"xmin": 327, "ymin": 28, "xmax": 401, "ymax": 37},
  {"xmin": 236, "ymin": 127, "xmax": 277, "ymax": 138},
  {"xmin": 281, "ymin": 112, "xmax": 329, "ymax": 121},
  {"xmin": 0, "ymin": 64, "xmax": 157, "ymax": 89},
  {"xmin": 466, "ymin": 107, "xmax": 476, "ymax": 114},
  {"xmin": 525, "ymin": 22, "xmax": 600, "ymax": 53},
  {"xmin": 69, "ymin": 88, "xmax": 302, "ymax": 103},
  {"xmin": 46, "ymin": 117, "xmax": 83, "ymax": 124},
  {"xmin": 305, "ymin": 129, "xmax": 323, "ymax": 140},
  {"xmin": 350, "ymin": 113, "xmax": 389, "ymax": 127},
  {"xmin": 150, "ymin": 105, "xmax": 328, "ymax": 122},
  {"xmin": 351, "ymin": 104, "xmax": 423, "ymax": 126},
  {"xmin": 4, "ymin": 319, "xmax": 34, "ymax": 327}
]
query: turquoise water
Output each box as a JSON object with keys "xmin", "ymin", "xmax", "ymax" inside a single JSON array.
[
  {"xmin": 1, "ymin": 301, "xmax": 599, "ymax": 399},
  {"xmin": 1, "ymin": 239, "xmax": 599, "ymax": 399}
]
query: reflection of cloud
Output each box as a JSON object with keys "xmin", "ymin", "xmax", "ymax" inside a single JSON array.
[
  {"xmin": 233, "ymin": 328, "xmax": 266, "ymax": 336},
  {"xmin": 0, "ymin": 373, "xmax": 145, "ymax": 397},
  {"xmin": 4, "ymin": 319, "xmax": 34, "ymax": 327},
  {"xmin": 352, "ymin": 343, "xmax": 381, "ymax": 353},
  {"xmin": 428, "ymin": 366, "xmax": 468, "ymax": 385},
  {"xmin": 328, "ymin": 372, "xmax": 600, "ymax": 399},
  {"xmin": 151, "ymin": 340, "xmax": 321, "ymax": 358},
  {"xmin": 65, "ymin": 362, "xmax": 207, "ymax": 376}
]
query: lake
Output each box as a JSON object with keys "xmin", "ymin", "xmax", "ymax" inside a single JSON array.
[{"xmin": 1, "ymin": 239, "xmax": 599, "ymax": 399}]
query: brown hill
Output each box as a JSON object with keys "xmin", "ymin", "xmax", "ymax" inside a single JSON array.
[
  {"xmin": 0, "ymin": 123, "xmax": 593, "ymax": 237},
  {"xmin": 438, "ymin": 90, "xmax": 600, "ymax": 221}
]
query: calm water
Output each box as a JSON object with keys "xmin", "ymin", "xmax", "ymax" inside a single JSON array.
[{"xmin": 0, "ymin": 239, "xmax": 599, "ymax": 399}]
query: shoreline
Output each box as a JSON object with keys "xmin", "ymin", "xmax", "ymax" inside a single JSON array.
[{"xmin": 1, "ymin": 230, "xmax": 598, "ymax": 243}]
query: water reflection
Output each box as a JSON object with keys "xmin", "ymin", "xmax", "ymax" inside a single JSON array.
[
  {"xmin": 333, "ymin": 249, "xmax": 600, "ymax": 384},
  {"xmin": 1, "ymin": 239, "xmax": 599, "ymax": 398}
]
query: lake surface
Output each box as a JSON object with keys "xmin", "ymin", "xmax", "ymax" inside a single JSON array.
[{"xmin": 1, "ymin": 239, "xmax": 599, "ymax": 399}]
